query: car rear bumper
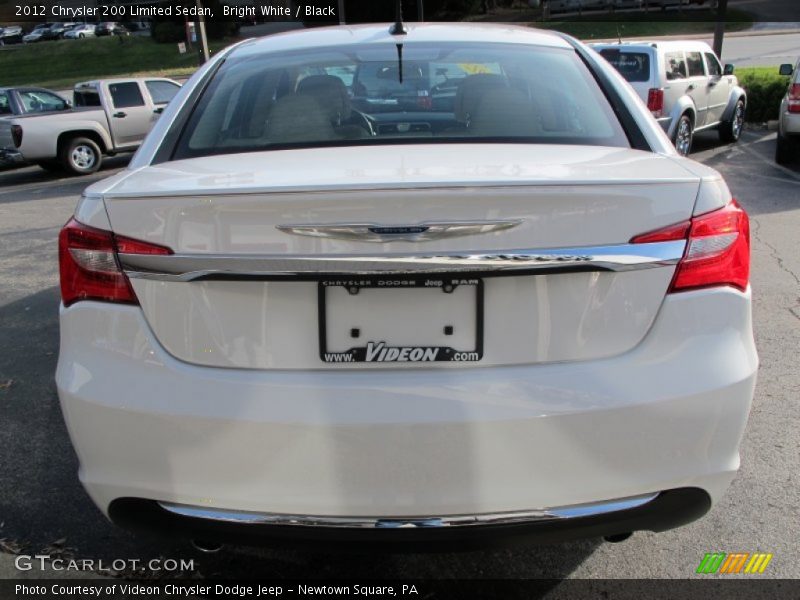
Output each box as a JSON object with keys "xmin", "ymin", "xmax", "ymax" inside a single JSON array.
[
  {"xmin": 780, "ymin": 110, "xmax": 800, "ymax": 136},
  {"xmin": 0, "ymin": 148, "xmax": 25, "ymax": 166},
  {"xmin": 56, "ymin": 287, "xmax": 757, "ymax": 543},
  {"xmin": 108, "ymin": 488, "xmax": 711, "ymax": 550}
]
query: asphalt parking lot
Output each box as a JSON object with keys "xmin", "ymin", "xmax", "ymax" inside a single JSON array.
[{"xmin": 0, "ymin": 131, "xmax": 798, "ymax": 580}]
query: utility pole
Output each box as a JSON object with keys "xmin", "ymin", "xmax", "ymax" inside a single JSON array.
[
  {"xmin": 195, "ymin": 0, "xmax": 210, "ymax": 64},
  {"xmin": 184, "ymin": 16, "xmax": 193, "ymax": 51},
  {"xmin": 418, "ymin": 0, "xmax": 424, "ymax": 20},
  {"xmin": 713, "ymin": 0, "xmax": 729, "ymax": 59},
  {"xmin": 338, "ymin": 0, "xmax": 345, "ymax": 24}
]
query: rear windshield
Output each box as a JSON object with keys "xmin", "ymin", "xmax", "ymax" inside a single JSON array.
[
  {"xmin": 173, "ymin": 42, "xmax": 629, "ymax": 159},
  {"xmin": 599, "ymin": 49, "xmax": 651, "ymax": 83},
  {"xmin": 74, "ymin": 89, "xmax": 101, "ymax": 107}
]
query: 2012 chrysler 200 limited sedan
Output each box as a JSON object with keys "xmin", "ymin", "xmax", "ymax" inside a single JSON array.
[{"xmin": 56, "ymin": 24, "xmax": 757, "ymax": 549}]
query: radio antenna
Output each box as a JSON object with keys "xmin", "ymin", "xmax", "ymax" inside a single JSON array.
[
  {"xmin": 390, "ymin": 0, "xmax": 407, "ymax": 35},
  {"xmin": 396, "ymin": 43, "xmax": 404, "ymax": 84}
]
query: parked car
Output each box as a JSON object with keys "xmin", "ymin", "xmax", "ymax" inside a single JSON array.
[
  {"xmin": 125, "ymin": 20, "xmax": 151, "ymax": 32},
  {"xmin": 0, "ymin": 87, "xmax": 70, "ymax": 117},
  {"xmin": 64, "ymin": 23, "xmax": 98, "ymax": 39},
  {"xmin": 22, "ymin": 24, "xmax": 52, "ymax": 43},
  {"xmin": 0, "ymin": 25, "xmax": 24, "ymax": 45},
  {"xmin": 549, "ymin": 0, "xmax": 586, "ymax": 11},
  {"xmin": 58, "ymin": 24, "xmax": 81, "ymax": 38},
  {"xmin": 95, "ymin": 22, "xmax": 130, "ymax": 36},
  {"xmin": 549, "ymin": 0, "xmax": 642, "ymax": 11},
  {"xmin": 592, "ymin": 40, "xmax": 746, "ymax": 155},
  {"xmin": 776, "ymin": 61, "xmax": 800, "ymax": 165},
  {"xmin": 55, "ymin": 24, "xmax": 756, "ymax": 549},
  {"xmin": 649, "ymin": 0, "xmax": 698, "ymax": 7},
  {"xmin": 41, "ymin": 22, "xmax": 77, "ymax": 40},
  {"xmin": 0, "ymin": 78, "xmax": 180, "ymax": 174}
]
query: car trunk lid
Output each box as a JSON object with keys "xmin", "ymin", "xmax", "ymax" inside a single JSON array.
[{"xmin": 101, "ymin": 144, "xmax": 700, "ymax": 370}]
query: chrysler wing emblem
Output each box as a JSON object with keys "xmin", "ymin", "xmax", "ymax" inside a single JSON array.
[{"xmin": 277, "ymin": 220, "xmax": 521, "ymax": 243}]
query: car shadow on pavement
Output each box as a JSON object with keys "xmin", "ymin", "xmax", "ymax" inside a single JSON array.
[
  {"xmin": 0, "ymin": 155, "xmax": 132, "ymax": 192},
  {"xmin": 0, "ymin": 287, "xmax": 602, "ymax": 580},
  {"xmin": 689, "ymin": 131, "xmax": 732, "ymax": 155}
]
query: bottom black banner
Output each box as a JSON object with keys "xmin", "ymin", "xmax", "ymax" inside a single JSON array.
[{"xmin": 2, "ymin": 579, "xmax": 798, "ymax": 600}]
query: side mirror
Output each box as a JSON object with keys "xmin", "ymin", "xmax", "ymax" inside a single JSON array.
[
  {"xmin": 723, "ymin": 64, "xmax": 735, "ymax": 76},
  {"xmin": 779, "ymin": 64, "xmax": 794, "ymax": 77}
]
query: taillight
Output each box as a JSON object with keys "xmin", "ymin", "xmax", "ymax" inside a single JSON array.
[
  {"xmin": 58, "ymin": 218, "xmax": 172, "ymax": 307},
  {"xmin": 631, "ymin": 200, "xmax": 750, "ymax": 293},
  {"xmin": 647, "ymin": 88, "xmax": 665, "ymax": 118},
  {"xmin": 11, "ymin": 124, "xmax": 23, "ymax": 148},
  {"xmin": 417, "ymin": 90, "xmax": 432, "ymax": 110},
  {"xmin": 788, "ymin": 83, "xmax": 800, "ymax": 114}
]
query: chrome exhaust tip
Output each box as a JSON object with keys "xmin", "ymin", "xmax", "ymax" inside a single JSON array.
[
  {"xmin": 604, "ymin": 532, "xmax": 633, "ymax": 543},
  {"xmin": 191, "ymin": 539, "xmax": 223, "ymax": 553}
]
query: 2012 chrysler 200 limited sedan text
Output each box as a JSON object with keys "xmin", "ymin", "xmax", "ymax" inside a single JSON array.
[{"xmin": 56, "ymin": 24, "xmax": 757, "ymax": 549}]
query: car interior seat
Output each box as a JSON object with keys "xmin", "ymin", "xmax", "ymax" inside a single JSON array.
[
  {"xmin": 453, "ymin": 73, "xmax": 509, "ymax": 128},
  {"xmin": 469, "ymin": 87, "xmax": 542, "ymax": 137},
  {"xmin": 265, "ymin": 93, "xmax": 337, "ymax": 144},
  {"xmin": 296, "ymin": 74, "xmax": 370, "ymax": 139}
]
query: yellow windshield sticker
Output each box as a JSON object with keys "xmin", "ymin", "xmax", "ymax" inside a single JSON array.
[{"xmin": 458, "ymin": 63, "xmax": 495, "ymax": 75}]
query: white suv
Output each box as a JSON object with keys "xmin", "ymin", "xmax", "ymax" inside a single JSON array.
[
  {"xmin": 592, "ymin": 40, "xmax": 747, "ymax": 155},
  {"xmin": 776, "ymin": 61, "xmax": 800, "ymax": 165}
]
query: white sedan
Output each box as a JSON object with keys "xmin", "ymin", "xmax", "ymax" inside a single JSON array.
[
  {"xmin": 63, "ymin": 24, "xmax": 97, "ymax": 39},
  {"xmin": 56, "ymin": 23, "xmax": 757, "ymax": 549}
]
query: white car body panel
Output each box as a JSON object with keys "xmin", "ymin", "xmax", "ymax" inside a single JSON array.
[
  {"xmin": 3, "ymin": 109, "xmax": 114, "ymax": 160},
  {"xmin": 779, "ymin": 60, "xmax": 800, "ymax": 137},
  {"xmin": 58, "ymin": 286, "xmax": 756, "ymax": 517},
  {"xmin": 64, "ymin": 25, "xmax": 96, "ymax": 38},
  {"xmin": 110, "ymin": 144, "xmax": 693, "ymax": 200},
  {"xmin": 128, "ymin": 270, "xmax": 673, "ymax": 369},
  {"xmin": 57, "ymin": 24, "xmax": 757, "ymax": 540},
  {"xmin": 781, "ymin": 104, "xmax": 800, "ymax": 136},
  {"xmin": 101, "ymin": 145, "xmax": 700, "ymax": 370}
]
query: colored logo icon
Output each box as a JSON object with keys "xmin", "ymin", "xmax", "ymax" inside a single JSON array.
[{"xmin": 696, "ymin": 552, "xmax": 773, "ymax": 574}]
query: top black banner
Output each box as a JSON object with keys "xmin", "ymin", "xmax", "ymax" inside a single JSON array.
[{"xmin": 0, "ymin": 0, "xmax": 798, "ymax": 25}]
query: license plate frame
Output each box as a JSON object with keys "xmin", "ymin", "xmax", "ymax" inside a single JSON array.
[{"xmin": 318, "ymin": 277, "xmax": 484, "ymax": 364}]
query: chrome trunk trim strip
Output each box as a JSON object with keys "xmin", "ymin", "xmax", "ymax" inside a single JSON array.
[
  {"xmin": 277, "ymin": 220, "xmax": 522, "ymax": 243},
  {"xmin": 121, "ymin": 241, "xmax": 685, "ymax": 282},
  {"xmin": 157, "ymin": 493, "xmax": 659, "ymax": 528}
]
